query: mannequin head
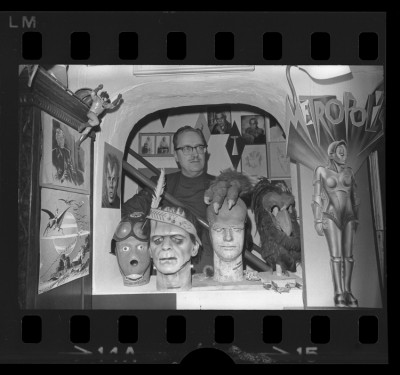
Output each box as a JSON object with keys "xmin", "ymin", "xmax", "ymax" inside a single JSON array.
[
  {"xmin": 148, "ymin": 205, "xmax": 201, "ymax": 291},
  {"xmin": 112, "ymin": 212, "xmax": 151, "ymax": 286},
  {"xmin": 207, "ymin": 198, "xmax": 247, "ymax": 282}
]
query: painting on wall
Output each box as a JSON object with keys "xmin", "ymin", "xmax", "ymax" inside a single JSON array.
[
  {"xmin": 207, "ymin": 105, "xmax": 232, "ymax": 135},
  {"xmin": 102, "ymin": 142, "xmax": 123, "ymax": 209},
  {"xmin": 241, "ymin": 115, "xmax": 266, "ymax": 145},
  {"xmin": 268, "ymin": 141, "xmax": 291, "ymax": 178},
  {"xmin": 39, "ymin": 188, "xmax": 90, "ymax": 294},
  {"xmin": 241, "ymin": 144, "xmax": 268, "ymax": 178},
  {"xmin": 40, "ymin": 112, "xmax": 90, "ymax": 193}
]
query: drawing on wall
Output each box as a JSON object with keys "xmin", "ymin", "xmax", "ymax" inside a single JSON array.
[
  {"xmin": 39, "ymin": 188, "xmax": 90, "ymax": 294},
  {"xmin": 40, "ymin": 112, "xmax": 90, "ymax": 193},
  {"xmin": 102, "ymin": 142, "xmax": 123, "ymax": 209},
  {"xmin": 285, "ymin": 80, "xmax": 385, "ymax": 308},
  {"xmin": 268, "ymin": 141, "xmax": 291, "ymax": 178},
  {"xmin": 241, "ymin": 115, "xmax": 266, "ymax": 145},
  {"xmin": 207, "ymin": 105, "xmax": 232, "ymax": 135},
  {"xmin": 241, "ymin": 144, "xmax": 268, "ymax": 177}
]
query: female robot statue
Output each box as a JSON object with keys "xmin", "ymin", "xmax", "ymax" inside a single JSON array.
[{"xmin": 312, "ymin": 140, "xmax": 360, "ymax": 307}]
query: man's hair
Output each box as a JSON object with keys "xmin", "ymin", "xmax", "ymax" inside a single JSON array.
[
  {"xmin": 104, "ymin": 152, "xmax": 120, "ymax": 180},
  {"xmin": 215, "ymin": 111, "xmax": 226, "ymax": 119},
  {"xmin": 172, "ymin": 126, "xmax": 207, "ymax": 149},
  {"xmin": 100, "ymin": 91, "xmax": 110, "ymax": 101},
  {"xmin": 249, "ymin": 117, "xmax": 258, "ymax": 125},
  {"xmin": 159, "ymin": 204, "xmax": 200, "ymax": 245}
]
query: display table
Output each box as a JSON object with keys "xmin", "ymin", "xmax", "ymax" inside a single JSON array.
[{"xmin": 92, "ymin": 271, "xmax": 304, "ymax": 310}]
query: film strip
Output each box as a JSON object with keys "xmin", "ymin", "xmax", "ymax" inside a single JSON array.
[{"xmin": 0, "ymin": 11, "xmax": 387, "ymax": 364}]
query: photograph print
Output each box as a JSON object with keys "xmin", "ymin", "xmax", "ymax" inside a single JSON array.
[
  {"xmin": 156, "ymin": 134, "xmax": 172, "ymax": 155},
  {"xmin": 102, "ymin": 142, "xmax": 123, "ymax": 209},
  {"xmin": 40, "ymin": 112, "xmax": 90, "ymax": 193},
  {"xmin": 39, "ymin": 188, "xmax": 90, "ymax": 294},
  {"xmin": 241, "ymin": 115, "xmax": 266, "ymax": 145},
  {"xmin": 139, "ymin": 134, "xmax": 156, "ymax": 155},
  {"xmin": 207, "ymin": 105, "xmax": 232, "ymax": 135}
]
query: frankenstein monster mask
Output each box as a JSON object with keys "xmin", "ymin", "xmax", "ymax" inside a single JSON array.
[
  {"xmin": 207, "ymin": 198, "xmax": 247, "ymax": 282},
  {"xmin": 148, "ymin": 206, "xmax": 200, "ymax": 291},
  {"xmin": 112, "ymin": 212, "xmax": 151, "ymax": 286}
]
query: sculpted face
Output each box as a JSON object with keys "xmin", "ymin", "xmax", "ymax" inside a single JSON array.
[
  {"xmin": 113, "ymin": 217, "xmax": 151, "ymax": 286},
  {"xmin": 150, "ymin": 221, "xmax": 199, "ymax": 275},
  {"xmin": 106, "ymin": 162, "xmax": 118, "ymax": 203},
  {"xmin": 207, "ymin": 199, "xmax": 247, "ymax": 262},
  {"xmin": 174, "ymin": 130, "xmax": 206, "ymax": 177},
  {"xmin": 335, "ymin": 144, "xmax": 347, "ymax": 164}
]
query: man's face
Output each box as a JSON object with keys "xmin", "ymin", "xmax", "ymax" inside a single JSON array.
[
  {"xmin": 106, "ymin": 162, "xmax": 118, "ymax": 203},
  {"xmin": 249, "ymin": 119, "xmax": 257, "ymax": 128},
  {"xmin": 215, "ymin": 113, "xmax": 225, "ymax": 126},
  {"xmin": 174, "ymin": 131, "xmax": 206, "ymax": 177},
  {"xmin": 150, "ymin": 221, "xmax": 199, "ymax": 275},
  {"xmin": 210, "ymin": 222, "xmax": 244, "ymax": 261},
  {"xmin": 55, "ymin": 128, "xmax": 65, "ymax": 148}
]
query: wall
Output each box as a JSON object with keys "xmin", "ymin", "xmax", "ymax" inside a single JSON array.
[{"xmin": 66, "ymin": 65, "xmax": 383, "ymax": 300}]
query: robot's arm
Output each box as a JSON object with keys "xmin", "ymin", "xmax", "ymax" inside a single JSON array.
[
  {"xmin": 350, "ymin": 169, "xmax": 361, "ymax": 220},
  {"xmin": 311, "ymin": 167, "xmax": 325, "ymax": 236}
]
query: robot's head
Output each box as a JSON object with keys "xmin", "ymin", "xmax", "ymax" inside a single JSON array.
[{"xmin": 327, "ymin": 140, "xmax": 347, "ymax": 165}]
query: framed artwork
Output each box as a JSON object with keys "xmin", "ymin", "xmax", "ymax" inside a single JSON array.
[
  {"xmin": 102, "ymin": 142, "xmax": 123, "ymax": 209},
  {"xmin": 267, "ymin": 117, "xmax": 286, "ymax": 142},
  {"xmin": 268, "ymin": 141, "xmax": 291, "ymax": 178},
  {"xmin": 39, "ymin": 188, "xmax": 90, "ymax": 294},
  {"xmin": 139, "ymin": 133, "xmax": 174, "ymax": 157},
  {"xmin": 241, "ymin": 115, "xmax": 266, "ymax": 145},
  {"xmin": 40, "ymin": 112, "xmax": 91, "ymax": 193},
  {"xmin": 207, "ymin": 105, "xmax": 232, "ymax": 135},
  {"xmin": 241, "ymin": 144, "xmax": 268, "ymax": 177}
]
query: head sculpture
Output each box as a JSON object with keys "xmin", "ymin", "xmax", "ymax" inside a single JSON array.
[
  {"xmin": 104, "ymin": 153, "xmax": 120, "ymax": 205},
  {"xmin": 112, "ymin": 211, "xmax": 151, "ymax": 286},
  {"xmin": 207, "ymin": 198, "xmax": 247, "ymax": 282},
  {"xmin": 148, "ymin": 205, "xmax": 201, "ymax": 291}
]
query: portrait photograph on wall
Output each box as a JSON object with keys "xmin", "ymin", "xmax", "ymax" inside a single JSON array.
[
  {"xmin": 155, "ymin": 134, "xmax": 173, "ymax": 156},
  {"xmin": 241, "ymin": 144, "xmax": 268, "ymax": 178},
  {"xmin": 241, "ymin": 115, "xmax": 266, "ymax": 145},
  {"xmin": 207, "ymin": 105, "xmax": 232, "ymax": 135},
  {"xmin": 40, "ymin": 112, "xmax": 90, "ymax": 193},
  {"xmin": 39, "ymin": 188, "xmax": 90, "ymax": 294},
  {"xmin": 268, "ymin": 141, "xmax": 291, "ymax": 178},
  {"xmin": 102, "ymin": 142, "xmax": 123, "ymax": 209},
  {"xmin": 139, "ymin": 134, "xmax": 156, "ymax": 155}
]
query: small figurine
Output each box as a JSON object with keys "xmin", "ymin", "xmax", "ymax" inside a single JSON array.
[{"xmin": 78, "ymin": 84, "xmax": 123, "ymax": 147}]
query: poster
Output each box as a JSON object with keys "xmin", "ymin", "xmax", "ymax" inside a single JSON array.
[
  {"xmin": 102, "ymin": 142, "xmax": 123, "ymax": 209},
  {"xmin": 40, "ymin": 111, "xmax": 91, "ymax": 193},
  {"xmin": 39, "ymin": 188, "xmax": 90, "ymax": 294}
]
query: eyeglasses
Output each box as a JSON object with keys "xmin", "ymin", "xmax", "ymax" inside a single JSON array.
[{"xmin": 175, "ymin": 145, "xmax": 207, "ymax": 155}]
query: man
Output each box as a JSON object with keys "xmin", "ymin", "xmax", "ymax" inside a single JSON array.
[
  {"xmin": 52, "ymin": 122, "xmax": 77, "ymax": 184},
  {"xmin": 148, "ymin": 205, "xmax": 201, "ymax": 291},
  {"xmin": 123, "ymin": 126, "xmax": 214, "ymax": 272},
  {"xmin": 211, "ymin": 111, "xmax": 232, "ymax": 134},
  {"xmin": 102, "ymin": 153, "xmax": 121, "ymax": 208}
]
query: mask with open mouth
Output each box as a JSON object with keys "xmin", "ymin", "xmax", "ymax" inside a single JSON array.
[{"xmin": 112, "ymin": 212, "xmax": 151, "ymax": 286}]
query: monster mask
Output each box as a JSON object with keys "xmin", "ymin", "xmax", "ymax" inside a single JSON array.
[{"xmin": 112, "ymin": 212, "xmax": 151, "ymax": 286}]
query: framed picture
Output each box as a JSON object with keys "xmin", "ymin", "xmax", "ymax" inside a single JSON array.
[
  {"xmin": 267, "ymin": 116, "xmax": 286, "ymax": 142},
  {"xmin": 102, "ymin": 142, "xmax": 123, "ymax": 209},
  {"xmin": 241, "ymin": 115, "xmax": 266, "ymax": 145},
  {"xmin": 241, "ymin": 144, "xmax": 268, "ymax": 177},
  {"xmin": 39, "ymin": 188, "xmax": 90, "ymax": 294},
  {"xmin": 268, "ymin": 141, "xmax": 291, "ymax": 178},
  {"xmin": 207, "ymin": 105, "xmax": 232, "ymax": 135},
  {"xmin": 155, "ymin": 134, "xmax": 172, "ymax": 156},
  {"xmin": 139, "ymin": 133, "xmax": 174, "ymax": 157},
  {"xmin": 40, "ymin": 112, "xmax": 91, "ymax": 193}
]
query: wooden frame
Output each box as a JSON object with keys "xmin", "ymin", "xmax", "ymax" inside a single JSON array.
[
  {"xmin": 139, "ymin": 132, "xmax": 174, "ymax": 157},
  {"xmin": 18, "ymin": 66, "xmax": 94, "ymax": 309}
]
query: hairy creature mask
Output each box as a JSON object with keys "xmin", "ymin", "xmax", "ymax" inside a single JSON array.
[{"xmin": 251, "ymin": 178, "xmax": 301, "ymax": 274}]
